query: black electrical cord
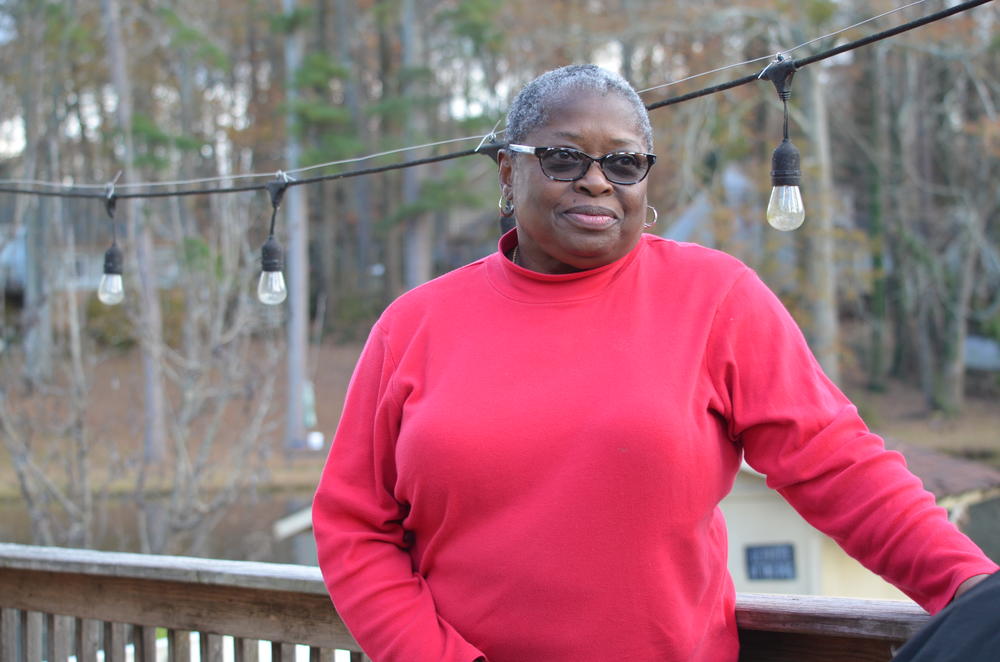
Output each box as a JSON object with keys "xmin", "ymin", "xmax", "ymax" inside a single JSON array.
[
  {"xmin": 646, "ymin": 0, "xmax": 994, "ymax": 111},
  {"xmin": 793, "ymin": 0, "xmax": 994, "ymax": 70},
  {"xmin": 0, "ymin": 0, "xmax": 991, "ymax": 202},
  {"xmin": 0, "ymin": 149, "xmax": 484, "ymax": 200}
]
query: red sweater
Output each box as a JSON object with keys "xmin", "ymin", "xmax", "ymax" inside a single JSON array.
[{"xmin": 312, "ymin": 233, "xmax": 997, "ymax": 662}]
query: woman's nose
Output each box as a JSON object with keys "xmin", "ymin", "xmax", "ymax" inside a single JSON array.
[{"xmin": 573, "ymin": 161, "xmax": 614, "ymax": 195}]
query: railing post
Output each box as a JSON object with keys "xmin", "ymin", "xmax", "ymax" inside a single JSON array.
[
  {"xmin": 309, "ymin": 647, "xmax": 337, "ymax": 662},
  {"xmin": 77, "ymin": 618, "xmax": 101, "ymax": 662},
  {"xmin": 104, "ymin": 622, "xmax": 127, "ymax": 662},
  {"xmin": 234, "ymin": 637, "xmax": 259, "ymax": 662},
  {"xmin": 48, "ymin": 613, "xmax": 73, "ymax": 662},
  {"xmin": 201, "ymin": 632, "xmax": 224, "ymax": 662},
  {"xmin": 25, "ymin": 611, "xmax": 43, "ymax": 661},
  {"xmin": 272, "ymin": 641, "xmax": 297, "ymax": 662},
  {"xmin": 1, "ymin": 608, "xmax": 19, "ymax": 662},
  {"xmin": 168, "ymin": 629, "xmax": 192, "ymax": 662},
  {"xmin": 133, "ymin": 624, "xmax": 158, "ymax": 662}
]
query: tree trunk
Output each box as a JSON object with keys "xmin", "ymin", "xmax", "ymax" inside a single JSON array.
[
  {"xmin": 284, "ymin": 0, "xmax": 309, "ymax": 450},
  {"xmin": 897, "ymin": 50, "xmax": 938, "ymax": 409},
  {"xmin": 402, "ymin": 0, "xmax": 433, "ymax": 291},
  {"xmin": 20, "ymin": 3, "xmax": 52, "ymax": 386},
  {"xmin": 806, "ymin": 70, "xmax": 839, "ymax": 384},
  {"xmin": 866, "ymin": 45, "xmax": 890, "ymax": 391},
  {"xmin": 334, "ymin": 0, "xmax": 373, "ymax": 294},
  {"xmin": 100, "ymin": 0, "xmax": 167, "ymax": 462},
  {"xmin": 173, "ymin": 45, "xmax": 198, "ymax": 359},
  {"xmin": 936, "ymin": 219, "xmax": 978, "ymax": 412},
  {"xmin": 933, "ymin": 68, "xmax": 985, "ymax": 414}
]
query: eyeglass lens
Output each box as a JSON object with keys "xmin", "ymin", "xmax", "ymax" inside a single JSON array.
[{"xmin": 539, "ymin": 148, "xmax": 651, "ymax": 184}]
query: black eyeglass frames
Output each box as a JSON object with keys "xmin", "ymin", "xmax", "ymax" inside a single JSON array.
[{"xmin": 506, "ymin": 144, "xmax": 656, "ymax": 185}]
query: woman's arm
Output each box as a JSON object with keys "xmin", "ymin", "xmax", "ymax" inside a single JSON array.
[
  {"xmin": 313, "ymin": 323, "xmax": 486, "ymax": 662},
  {"xmin": 707, "ymin": 270, "xmax": 999, "ymax": 614}
]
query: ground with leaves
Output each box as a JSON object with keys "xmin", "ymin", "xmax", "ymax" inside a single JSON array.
[{"xmin": 1, "ymin": 340, "xmax": 997, "ymax": 558}]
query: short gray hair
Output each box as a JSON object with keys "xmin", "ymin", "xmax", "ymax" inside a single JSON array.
[{"xmin": 505, "ymin": 64, "xmax": 653, "ymax": 150}]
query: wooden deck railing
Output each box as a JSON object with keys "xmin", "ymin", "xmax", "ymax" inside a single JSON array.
[{"xmin": 0, "ymin": 543, "xmax": 930, "ymax": 661}]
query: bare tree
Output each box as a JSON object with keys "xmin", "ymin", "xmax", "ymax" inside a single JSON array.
[{"xmin": 1, "ymin": 0, "xmax": 287, "ymax": 556}]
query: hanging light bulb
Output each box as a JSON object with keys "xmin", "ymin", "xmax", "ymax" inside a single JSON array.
[
  {"xmin": 98, "ymin": 173, "xmax": 125, "ymax": 305},
  {"xmin": 257, "ymin": 173, "xmax": 291, "ymax": 305},
  {"xmin": 760, "ymin": 55, "xmax": 805, "ymax": 231},
  {"xmin": 767, "ymin": 138, "xmax": 805, "ymax": 231},
  {"xmin": 258, "ymin": 234, "xmax": 287, "ymax": 305},
  {"xmin": 98, "ymin": 240, "xmax": 125, "ymax": 305}
]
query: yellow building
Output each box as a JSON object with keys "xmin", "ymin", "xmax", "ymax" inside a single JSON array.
[{"xmin": 720, "ymin": 439, "xmax": 1000, "ymax": 600}]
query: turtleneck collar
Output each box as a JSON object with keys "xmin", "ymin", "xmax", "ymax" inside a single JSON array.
[{"xmin": 485, "ymin": 229, "xmax": 647, "ymax": 303}]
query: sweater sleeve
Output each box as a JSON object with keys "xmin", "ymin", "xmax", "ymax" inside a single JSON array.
[
  {"xmin": 707, "ymin": 269, "xmax": 998, "ymax": 614},
  {"xmin": 312, "ymin": 322, "xmax": 486, "ymax": 661}
]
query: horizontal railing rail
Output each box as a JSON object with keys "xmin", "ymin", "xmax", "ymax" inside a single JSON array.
[{"xmin": 0, "ymin": 543, "xmax": 929, "ymax": 662}]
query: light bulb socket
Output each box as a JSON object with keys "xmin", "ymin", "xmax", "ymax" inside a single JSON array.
[
  {"xmin": 770, "ymin": 139, "xmax": 801, "ymax": 187},
  {"xmin": 261, "ymin": 235, "xmax": 283, "ymax": 272},
  {"xmin": 103, "ymin": 242, "xmax": 123, "ymax": 275}
]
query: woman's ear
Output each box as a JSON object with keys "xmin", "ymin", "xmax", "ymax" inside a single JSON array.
[{"xmin": 498, "ymin": 149, "xmax": 513, "ymax": 196}]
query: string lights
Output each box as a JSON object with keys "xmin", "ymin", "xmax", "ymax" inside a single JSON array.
[
  {"xmin": 0, "ymin": 0, "xmax": 990, "ymax": 304},
  {"xmin": 258, "ymin": 174, "xmax": 291, "ymax": 306},
  {"xmin": 759, "ymin": 55, "xmax": 804, "ymax": 231},
  {"xmin": 97, "ymin": 176, "xmax": 125, "ymax": 306}
]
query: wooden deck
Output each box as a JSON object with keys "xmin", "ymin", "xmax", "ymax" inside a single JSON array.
[{"xmin": 0, "ymin": 543, "xmax": 930, "ymax": 661}]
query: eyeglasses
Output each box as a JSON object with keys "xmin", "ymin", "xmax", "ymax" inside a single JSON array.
[{"xmin": 506, "ymin": 144, "xmax": 656, "ymax": 185}]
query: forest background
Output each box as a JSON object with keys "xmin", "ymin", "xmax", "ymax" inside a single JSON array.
[{"xmin": 0, "ymin": 0, "xmax": 998, "ymax": 563}]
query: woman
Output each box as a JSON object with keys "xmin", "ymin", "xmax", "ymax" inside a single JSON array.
[{"xmin": 312, "ymin": 64, "xmax": 996, "ymax": 662}]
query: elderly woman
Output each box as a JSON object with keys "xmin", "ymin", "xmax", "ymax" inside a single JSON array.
[{"xmin": 312, "ymin": 65, "xmax": 996, "ymax": 662}]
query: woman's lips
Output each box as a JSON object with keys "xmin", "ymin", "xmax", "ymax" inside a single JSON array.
[{"xmin": 563, "ymin": 206, "xmax": 619, "ymax": 229}]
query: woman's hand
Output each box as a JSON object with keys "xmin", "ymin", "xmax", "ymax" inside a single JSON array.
[{"xmin": 953, "ymin": 573, "xmax": 991, "ymax": 602}]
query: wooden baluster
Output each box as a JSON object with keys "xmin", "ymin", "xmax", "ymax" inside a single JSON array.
[
  {"xmin": 234, "ymin": 637, "xmax": 259, "ymax": 662},
  {"xmin": 308, "ymin": 646, "xmax": 336, "ymax": 662},
  {"xmin": 349, "ymin": 652, "xmax": 371, "ymax": 662},
  {"xmin": 200, "ymin": 632, "xmax": 224, "ymax": 662},
  {"xmin": 24, "ymin": 611, "xmax": 43, "ymax": 662},
  {"xmin": 168, "ymin": 629, "xmax": 192, "ymax": 662},
  {"xmin": 272, "ymin": 641, "xmax": 297, "ymax": 662},
  {"xmin": 76, "ymin": 618, "xmax": 101, "ymax": 662},
  {"xmin": 132, "ymin": 624, "xmax": 158, "ymax": 662},
  {"xmin": 104, "ymin": 622, "xmax": 127, "ymax": 662},
  {"xmin": 1, "ymin": 608, "xmax": 18, "ymax": 662},
  {"xmin": 47, "ymin": 614, "xmax": 73, "ymax": 662}
]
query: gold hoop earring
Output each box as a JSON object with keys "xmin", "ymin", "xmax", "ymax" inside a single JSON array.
[
  {"xmin": 643, "ymin": 205, "xmax": 658, "ymax": 228},
  {"xmin": 498, "ymin": 195, "xmax": 515, "ymax": 217}
]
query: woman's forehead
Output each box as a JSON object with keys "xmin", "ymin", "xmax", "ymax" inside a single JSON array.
[
  {"xmin": 546, "ymin": 128, "xmax": 639, "ymax": 149},
  {"xmin": 528, "ymin": 93, "xmax": 647, "ymax": 148}
]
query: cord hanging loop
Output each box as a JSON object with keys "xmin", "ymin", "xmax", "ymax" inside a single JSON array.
[
  {"xmin": 476, "ymin": 118, "xmax": 505, "ymax": 163},
  {"xmin": 264, "ymin": 171, "xmax": 295, "ymax": 238},
  {"xmin": 104, "ymin": 171, "xmax": 122, "ymax": 219},
  {"xmin": 758, "ymin": 53, "xmax": 798, "ymax": 102},
  {"xmin": 266, "ymin": 170, "xmax": 292, "ymax": 211}
]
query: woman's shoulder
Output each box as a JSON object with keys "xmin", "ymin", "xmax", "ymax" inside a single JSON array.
[{"xmin": 639, "ymin": 233, "xmax": 750, "ymax": 280}]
